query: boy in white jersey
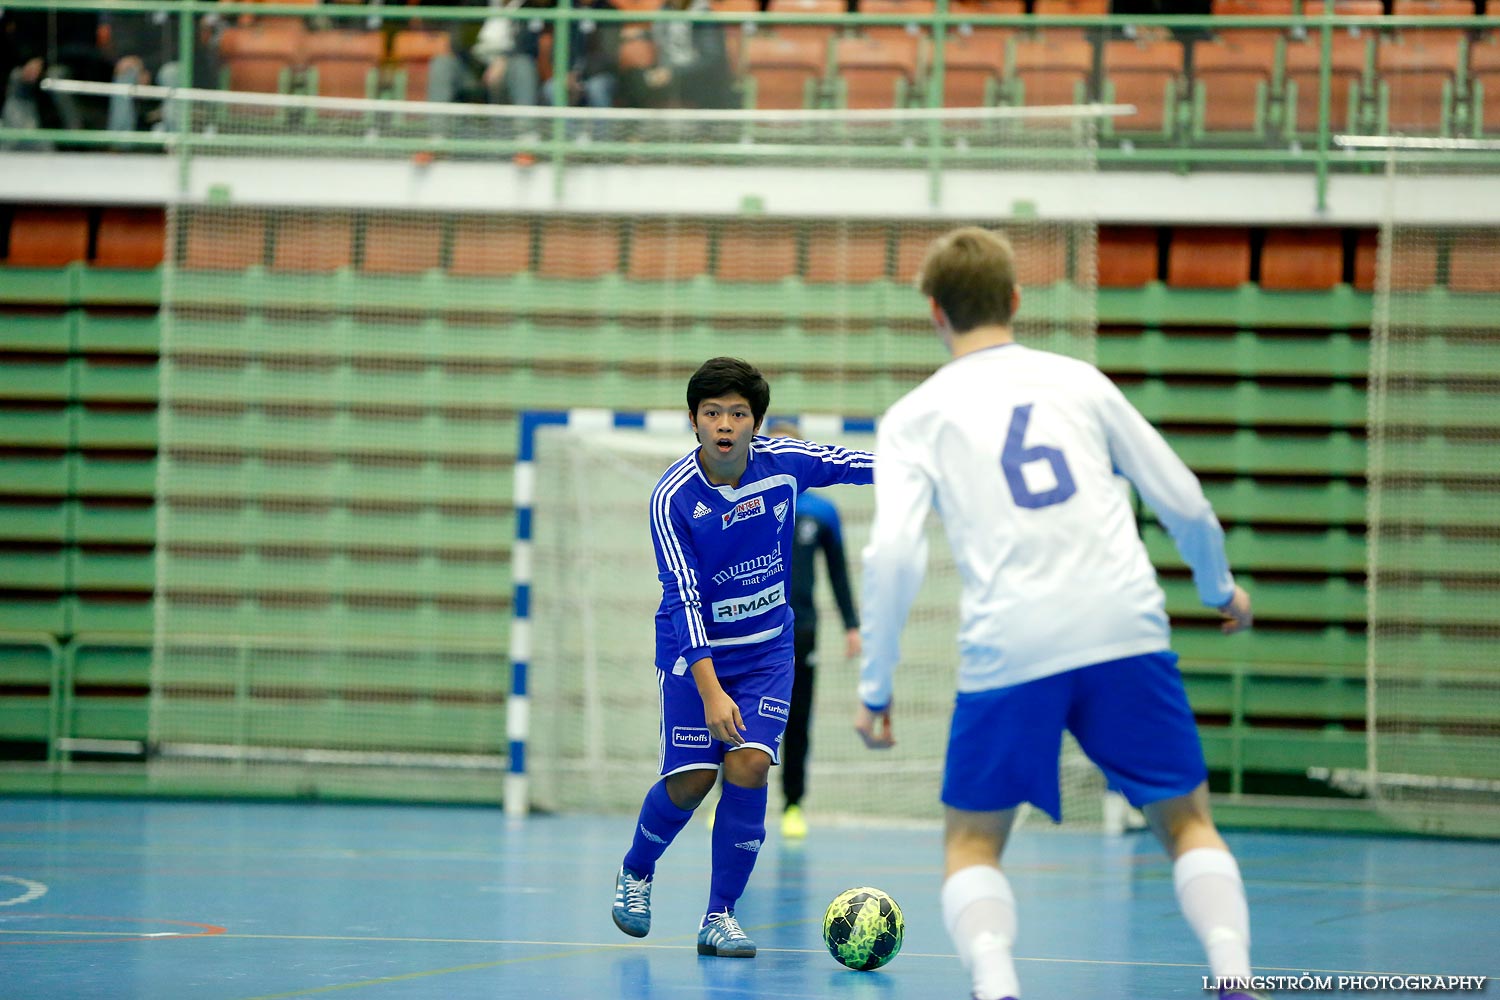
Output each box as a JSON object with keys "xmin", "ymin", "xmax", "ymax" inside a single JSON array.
[{"xmin": 856, "ymin": 228, "xmax": 1262, "ymax": 1000}]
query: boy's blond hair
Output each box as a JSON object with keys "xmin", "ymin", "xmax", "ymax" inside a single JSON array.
[{"xmin": 916, "ymin": 226, "xmax": 1017, "ymax": 333}]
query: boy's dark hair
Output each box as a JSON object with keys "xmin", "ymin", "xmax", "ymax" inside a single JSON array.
[
  {"xmin": 686, "ymin": 357, "xmax": 770, "ymax": 424},
  {"xmin": 917, "ymin": 226, "xmax": 1017, "ymax": 333}
]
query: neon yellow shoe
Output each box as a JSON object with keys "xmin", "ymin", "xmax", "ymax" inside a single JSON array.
[{"xmin": 781, "ymin": 804, "xmax": 807, "ymax": 839}]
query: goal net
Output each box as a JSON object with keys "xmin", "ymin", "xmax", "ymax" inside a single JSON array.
[
  {"xmin": 526, "ymin": 419, "xmax": 1115, "ymax": 829},
  {"xmin": 1365, "ymin": 142, "xmax": 1500, "ymax": 837},
  {"xmin": 45, "ymin": 48, "xmax": 1104, "ymax": 802}
]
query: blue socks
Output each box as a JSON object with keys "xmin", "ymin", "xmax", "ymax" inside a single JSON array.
[
  {"xmin": 707, "ymin": 780, "xmax": 767, "ymax": 915},
  {"xmin": 623, "ymin": 779, "xmax": 695, "ymax": 877}
]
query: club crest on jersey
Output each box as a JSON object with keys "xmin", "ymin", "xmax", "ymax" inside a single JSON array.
[
  {"xmin": 773, "ymin": 500, "xmax": 789, "ymax": 524},
  {"xmin": 721, "ymin": 496, "xmax": 765, "ymax": 530}
]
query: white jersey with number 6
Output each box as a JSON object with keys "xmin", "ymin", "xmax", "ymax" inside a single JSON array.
[{"xmin": 859, "ymin": 343, "xmax": 1236, "ymax": 708}]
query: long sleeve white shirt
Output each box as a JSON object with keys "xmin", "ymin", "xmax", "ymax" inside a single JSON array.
[{"xmin": 859, "ymin": 343, "xmax": 1235, "ymax": 708}]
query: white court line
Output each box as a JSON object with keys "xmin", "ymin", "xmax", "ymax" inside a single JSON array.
[{"xmin": 0, "ymin": 876, "xmax": 47, "ymax": 907}]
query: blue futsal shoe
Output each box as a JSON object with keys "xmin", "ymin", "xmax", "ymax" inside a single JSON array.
[
  {"xmin": 611, "ymin": 866, "xmax": 653, "ymax": 938},
  {"xmin": 696, "ymin": 910, "xmax": 757, "ymax": 957}
]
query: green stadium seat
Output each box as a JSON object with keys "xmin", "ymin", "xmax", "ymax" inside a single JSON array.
[
  {"xmin": 0, "ymin": 501, "xmax": 69, "ymax": 543},
  {"xmin": 0, "ymin": 455, "xmax": 70, "ymax": 498},
  {"xmin": 70, "ymin": 547, "xmax": 154, "ymax": 592},
  {"xmin": 0, "ymin": 547, "xmax": 67, "ymax": 590},
  {"xmin": 0, "ymin": 406, "xmax": 71, "ymax": 448},
  {"xmin": 74, "ymin": 501, "xmax": 154, "ymax": 545},
  {"xmin": 72, "ymin": 454, "xmax": 156, "ymax": 499},
  {"xmin": 0, "ymin": 633, "xmax": 61, "ymax": 745},
  {"xmin": 74, "ymin": 406, "xmax": 157, "ymax": 450},
  {"xmin": 0, "ymin": 311, "xmax": 75, "ymax": 352},
  {"xmin": 1146, "ymin": 524, "xmax": 1365, "ymax": 573},
  {"xmin": 75, "ymin": 312, "xmax": 161, "ymax": 355},
  {"xmin": 0, "ymin": 359, "xmax": 72, "ymax": 402},
  {"xmin": 75, "ymin": 359, "xmax": 158, "ymax": 403}
]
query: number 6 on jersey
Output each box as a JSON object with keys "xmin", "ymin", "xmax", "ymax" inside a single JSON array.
[{"xmin": 1001, "ymin": 403, "xmax": 1076, "ymax": 509}]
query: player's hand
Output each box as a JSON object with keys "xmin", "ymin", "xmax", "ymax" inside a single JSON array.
[
  {"xmin": 844, "ymin": 628, "xmax": 862, "ymax": 660},
  {"xmin": 855, "ymin": 702, "xmax": 894, "ymax": 750},
  {"xmin": 1217, "ymin": 585, "xmax": 1253, "ymax": 634},
  {"xmin": 702, "ymin": 689, "xmax": 747, "ymax": 746}
]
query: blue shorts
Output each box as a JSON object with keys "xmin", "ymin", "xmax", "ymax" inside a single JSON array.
[
  {"xmin": 941, "ymin": 650, "xmax": 1208, "ymax": 822},
  {"xmin": 657, "ymin": 648, "xmax": 794, "ymax": 775}
]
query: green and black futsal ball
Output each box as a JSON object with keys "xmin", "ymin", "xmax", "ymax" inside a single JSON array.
[{"xmin": 822, "ymin": 886, "xmax": 904, "ymax": 971}]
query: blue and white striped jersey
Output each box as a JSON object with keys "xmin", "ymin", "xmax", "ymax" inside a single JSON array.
[{"xmin": 651, "ymin": 436, "xmax": 875, "ymax": 676}]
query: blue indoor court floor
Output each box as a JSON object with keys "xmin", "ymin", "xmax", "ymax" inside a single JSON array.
[{"xmin": 1, "ymin": 796, "xmax": 1497, "ymax": 1000}]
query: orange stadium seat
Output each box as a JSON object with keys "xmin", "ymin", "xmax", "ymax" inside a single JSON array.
[
  {"xmin": 1352, "ymin": 229, "xmax": 1440, "ymax": 291},
  {"xmin": 94, "ymin": 208, "xmax": 166, "ymax": 269},
  {"xmin": 1097, "ymin": 226, "xmax": 1159, "ymax": 287},
  {"xmin": 715, "ymin": 223, "xmax": 799, "ymax": 283},
  {"xmin": 951, "ymin": 0, "xmax": 1023, "ymax": 47},
  {"xmin": 805, "ymin": 224, "xmax": 890, "ymax": 284},
  {"xmin": 539, "ymin": 219, "xmax": 621, "ymax": 279},
  {"xmin": 1472, "ymin": 32, "xmax": 1500, "ymax": 136},
  {"xmin": 627, "ymin": 221, "xmax": 711, "ymax": 281},
  {"xmin": 710, "ymin": 0, "xmax": 761, "ymax": 68},
  {"xmin": 1009, "ymin": 35, "xmax": 1093, "ymax": 109},
  {"xmin": 271, "ymin": 214, "xmax": 354, "ymax": 273},
  {"xmin": 218, "ymin": 24, "xmax": 304, "ymax": 97},
  {"xmin": 1032, "ymin": 0, "xmax": 1108, "ymax": 45},
  {"xmin": 940, "ymin": 30, "xmax": 1009, "ymax": 107},
  {"xmin": 362, "ymin": 216, "xmax": 443, "ymax": 276},
  {"xmin": 1260, "ymin": 228, "xmax": 1344, "ymax": 291},
  {"xmin": 1210, "ymin": 0, "xmax": 1293, "ymax": 13},
  {"xmin": 1284, "ymin": 31, "xmax": 1371, "ymax": 134},
  {"xmin": 304, "ymin": 31, "xmax": 385, "ymax": 102},
  {"xmin": 893, "ymin": 225, "xmax": 951, "ymax": 284},
  {"xmin": 1392, "ymin": 0, "xmax": 1475, "ymax": 41},
  {"xmin": 1007, "ymin": 227, "xmax": 1069, "ymax": 286},
  {"xmin": 832, "ymin": 34, "xmax": 922, "ymax": 108},
  {"xmin": 1304, "ymin": 0, "xmax": 1384, "ymax": 16},
  {"xmin": 449, "ymin": 218, "xmax": 532, "ymax": 277},
  {"xmin": 1446, "ymin": 231, "xmax": 1500, "ymax": 293},
  {"xmin": 767, "ymin": 0, "xmax": 843, "ymax": 49},
  {"xmin": 858, "ymin": 0, "xmax": 935, "ymax": 47},
  {"xmin": 1167, "ymin": 227, "xmax": 1251, "ymax": 288},
  {"xmin": 390, "ymin": 30, "xmax": 451, "ymax": 102},
  {"xmin": 1192, "ymin": 34, "xmax": 1278, "ymax": 135},
  {"xmin": 6, "ymin": 207, "xmax": 89, "ymax": 267},
  {"xmin": 182, "ymin": 210, "xmax": 267, "ymax": 271},
  {"xmin": 743, "ymin": 35, "xmax": 829, "ymax": 109},
  {"xmin": 1377, "ymin": 32, "xmax": 1464, "ymax": 134},
  {"xmin": 1102, "ymin": 38, "xmax": 1185, "ymax": 136}
]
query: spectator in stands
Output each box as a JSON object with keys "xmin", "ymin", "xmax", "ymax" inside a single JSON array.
[
  {"xmin": 617, "ymin": 0, "xmax": 736, "ymax": 110},
  {"xmin": 1, "ymin": 8, "xmax": 105, "ymax": 146},
  {"xmin": 427, "ymin": 0, "xmax": 543, "ymax": 113},
  {"xmin": 97, "ymin": 9, "xmax": 223, "ymax": 134},
  {"xmin": 540, "ymin": 0, "xmax": 621, "ymax": 120}
]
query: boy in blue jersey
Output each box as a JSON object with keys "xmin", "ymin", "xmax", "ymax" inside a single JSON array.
[
  {"xmin": 611, "ymin": 357, "xmax": 875, "ymax": 958},
  {"xmin": 855, "ymin": 229, "xmax": 1263, "ymax": 1000}
]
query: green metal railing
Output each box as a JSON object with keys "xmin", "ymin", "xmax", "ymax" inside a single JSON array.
[{"xmin": 2, "ymin": 2, "xmax": 1498, "ymax": 210}]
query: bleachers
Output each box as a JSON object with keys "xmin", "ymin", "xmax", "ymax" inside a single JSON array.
[{"xmin": 7, "ymin": 204, "xmax": 1499, "ymax": 796}]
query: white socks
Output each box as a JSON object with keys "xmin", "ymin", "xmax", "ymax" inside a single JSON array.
[
  {"xmin": 1174, "ymin": 847, "xmax": 1252, "ymax": 981},
  {"xmin": 942, "ymin": 864, "xmax": 1020, "ymax": 1000}
]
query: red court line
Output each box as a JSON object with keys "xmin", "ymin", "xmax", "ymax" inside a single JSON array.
[{"xmin": 0, "ymin": 914, "xmax": 226, "ymax": 946}]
